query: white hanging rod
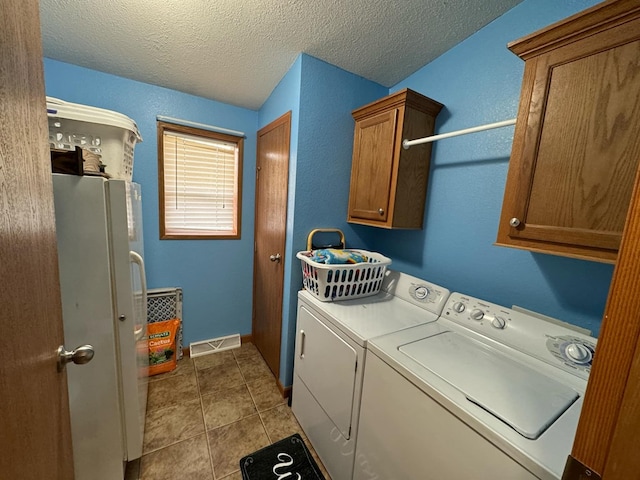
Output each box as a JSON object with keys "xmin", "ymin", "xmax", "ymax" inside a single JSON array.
[{"xmin": 402, "ymin": 118, "xmax": 516, "ymax": 149}]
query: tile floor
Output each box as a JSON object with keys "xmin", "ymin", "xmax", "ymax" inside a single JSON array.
[{"xmin": 124, "ymin": 342, "xmax": 331, "ymax": 480}]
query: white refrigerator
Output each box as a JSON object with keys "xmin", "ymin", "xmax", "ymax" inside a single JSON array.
[{"xmin": 53, "ymin": 174, "xmax": 148, "ymax": 479}]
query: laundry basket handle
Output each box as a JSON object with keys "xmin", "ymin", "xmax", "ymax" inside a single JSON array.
[{"xmin": 306, "ymin": 229, "xmax": 346, "ymax": 251}]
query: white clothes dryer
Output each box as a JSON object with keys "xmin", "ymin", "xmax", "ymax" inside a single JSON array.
[{"xmin": 291, "ymin": 271, "xmax": 450, "ymax": 480}]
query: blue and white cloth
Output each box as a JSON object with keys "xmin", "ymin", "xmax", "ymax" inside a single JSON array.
[{"xmin": 308, "ymin": 249, "xmax": 368, "ymax": 264}]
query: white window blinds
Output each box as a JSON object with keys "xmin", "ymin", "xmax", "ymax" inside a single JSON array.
[{"xmin": 159, "ymin": 123, "xmax": 242, "ymax": 238}]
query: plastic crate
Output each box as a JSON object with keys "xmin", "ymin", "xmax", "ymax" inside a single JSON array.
[
  {"xmin": 147, "ymin": 287, "xmax": 183, "ymax": 360},
  {"xmin": 46, "ymin": 97, "xmax": 142, "ymax": 181},
  {"xmin": 297, "ymin": 249, "xmax": 391, "ymax": 302}
]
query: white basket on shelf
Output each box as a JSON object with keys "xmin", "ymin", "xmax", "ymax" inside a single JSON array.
[
  {"xmin": 46, "ymin": 97, "xmax": 142, "ymax": 181},
  {"xmin": 297, "ymin": 249, "xmax": 391, "ymax": 302}
]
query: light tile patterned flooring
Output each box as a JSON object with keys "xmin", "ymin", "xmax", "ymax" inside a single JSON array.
[{"xmin": 124, "ymin": 342, "xmax": 331, "ymax": 480}]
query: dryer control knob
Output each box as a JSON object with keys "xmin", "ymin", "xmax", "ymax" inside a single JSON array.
[
  {"xmin": 565, "ymin": 343, "xmax": 592, "ymax": 364},
  {"xmin": 492, "ymin": 316, "xmax": 506, "ymax": 329},
  {"xmin": 470, "ymin": 309, "xmax": 484, "ymax": 321},
  {"xmin": 414, "ymin": 286, "xmax": 429, "ymax": 300},
  {"xmin": 452, "ymin": 302, "xmax": 465, "ymax": 313}
]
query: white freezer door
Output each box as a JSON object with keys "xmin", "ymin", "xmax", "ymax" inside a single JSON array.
[
  {"xmin": 295, "ymin": 305, "xmax": 358, "ymax": 439},
  {"xmin": 106, "ymin": 180, "xmax": 148, "ymax": 461}
]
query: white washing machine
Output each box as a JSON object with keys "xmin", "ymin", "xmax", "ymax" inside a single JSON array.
[
  {"xmin": 291, "ymin": 271, "xmax": 450, "ymax": 480},
  {"xmin": 353, "ymin": 292, "xmax": 597, "ymax": 480}
]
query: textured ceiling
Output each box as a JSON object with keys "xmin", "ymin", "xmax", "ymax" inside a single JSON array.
[{"xmin": 39, "ymin": 0, "xmax": 523, "ymax": 110}]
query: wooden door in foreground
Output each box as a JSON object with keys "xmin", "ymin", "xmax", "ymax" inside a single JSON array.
[{"xmin": 0, "ymin": 1, "xmax": 74, "ymax": 478}]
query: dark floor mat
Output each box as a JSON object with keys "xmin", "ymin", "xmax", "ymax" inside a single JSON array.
[{"xmin": 239, "ymin": 433, "xmax": 325, "ymax": 480}]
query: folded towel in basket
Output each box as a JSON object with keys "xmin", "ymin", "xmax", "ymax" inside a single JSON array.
[{"xmin": 309, "ymin": 249, "xmax": 368, "ymax": 265}]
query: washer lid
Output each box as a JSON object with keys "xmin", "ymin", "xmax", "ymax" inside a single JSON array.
[{"xmin": 399, "ymin": 331, "xmax": 579, "ymax": 439}]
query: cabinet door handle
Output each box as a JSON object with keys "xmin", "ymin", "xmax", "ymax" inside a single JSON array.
[
  {"xmin": 299, "ymin": 330, "xmax": 306, "ymax": 358},
  {"xmin": 509, "ymin": 217, "xmax": 521, "ymax": 227},
  {"xmin": 378, "ymin": 208, "xmax": 385, "ymax": 216}
]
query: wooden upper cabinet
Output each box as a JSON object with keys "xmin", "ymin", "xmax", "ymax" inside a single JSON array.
[
  {"xmin": 496, "ymin": 0, "xmax": 640, "ymax": 263},
  {"xmin": 348, "ymin": 88, "xmax": 443, "ymax": 229}
]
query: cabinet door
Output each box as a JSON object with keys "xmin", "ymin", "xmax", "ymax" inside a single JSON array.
[
  {"xmin": 500, "ymin": 19, "xmax": 640, "ymax": 261},
  {"xmin": 348, "ymin": 109, "xmax": 398, "ymax": 222}
]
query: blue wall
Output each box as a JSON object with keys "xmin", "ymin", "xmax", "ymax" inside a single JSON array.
[
  {"xmin": 358, "ymin": 0, "xmax": 612, "ymax": 336},
  {"xmin": 44, "ymin": 59, "xmax": 259, "ymax": 346},
  {"xmin": 284, "ymin": 55, "xmax": 387, "ymax": 385},
  {"xmin": 44, "ymin": 0, "xmax": 615, "ymax": 388},
  {"xmin": 259, "ymin": 54, "xmax": 387, "ymax": 385}
]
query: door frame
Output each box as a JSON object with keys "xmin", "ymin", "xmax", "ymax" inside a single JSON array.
[{"xmin": 567, "ymin": 145, "xmax": 640, "ymax": 478}]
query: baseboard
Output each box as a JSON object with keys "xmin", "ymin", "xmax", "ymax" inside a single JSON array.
[{"xmin": 278, "ymin": 381, "xmax": 292, "ymax": 399}]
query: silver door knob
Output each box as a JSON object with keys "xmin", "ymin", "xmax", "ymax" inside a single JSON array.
[
  {"xmin": 57, "ymin": 344, "xmax": 95, "ymax": 371},
  {"xmin": 269, "ymin": 253, "xmax": 281, "ymax": 262},
  {"xmin": 509, "ymin": 217, "xmax": 521, "ymax": 227},
  {"xmin": 378, "ymin": 208, "xmax": 385, "ymax": 215}
]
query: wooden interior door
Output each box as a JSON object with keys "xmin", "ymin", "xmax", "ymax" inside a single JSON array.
[
  {"xmin": 252, "ymin": 112, "xmax": 291, "ymax": 379},
  {"xmin": 0, "ymin": 1, "xmax": 75, "ymax": 478}
]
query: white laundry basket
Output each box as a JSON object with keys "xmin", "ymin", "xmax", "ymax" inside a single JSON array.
[
  {"xmin": 46, "ymin": 97, "xmax": 142, "ymax": 180},
  {"xmin": 297, "ymin": 249, "xmax": 391, "ymax": 302}
]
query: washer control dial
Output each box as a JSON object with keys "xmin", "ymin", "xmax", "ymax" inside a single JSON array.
[
  {"xmin": 470, "ymin": 309, "xmax": 484, "ymax": 321},
  {"xmin": 546, "ymin": 335, "xmax": 595, "ymax": 373},
  {"xmin": 491, "ymin": 316, "xmax": 506, "ymax": 329},
  {"xmin": 565, "ymin": 343, "xmax": 592, "ymax": 364},
  {"xmin": 452, "ymin": 301, "xmax": 465, "ymax": 313}
]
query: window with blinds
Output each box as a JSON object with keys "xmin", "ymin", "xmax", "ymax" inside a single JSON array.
[{"xmin": 158, "ymin": 121, "xmax": 243, "ymax": 239}]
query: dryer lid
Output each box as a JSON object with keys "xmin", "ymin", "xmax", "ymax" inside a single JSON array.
[{"xmin": 399, "ymin": 331, "xmax": 579, "ymax": 439}]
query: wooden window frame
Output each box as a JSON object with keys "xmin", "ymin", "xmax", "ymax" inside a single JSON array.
[{"xmin": 158, "ymin": 121, "xmax": 243, "ymax": 240}]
